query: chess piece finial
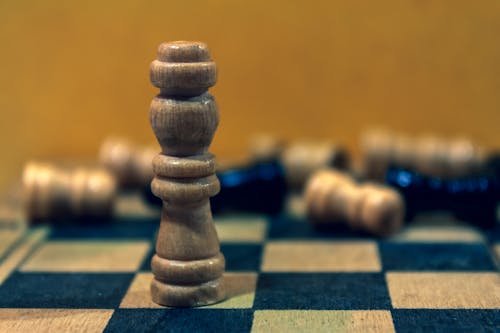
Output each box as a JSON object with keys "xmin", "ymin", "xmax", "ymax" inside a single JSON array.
[
  {"xmin": 305, "ymin": 169, "xmax": 404, "ymax": 236},
  {"xmin": 149, "ymin": 41, "xmax": 225, "ymax": 307}
]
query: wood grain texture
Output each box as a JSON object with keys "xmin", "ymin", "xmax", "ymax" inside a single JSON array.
[
  {"xmin": 252, "ymin": 310, "xmax": 395, "ymax": 333},
  {"xmin": 149, "ymin": 41, "xmax": 225, "ymax": 307},
  {"xmin": 386, "ymin": 272, "xmax": 500, "ymax": 309},
  {"xmin": 20, "ymin": 241, "xmax": 150, "ymax": 272},
  {"xmin": 261, "ymin": 241, "xmax": 381, "ymax": 272},
  {"xmin": 120, "ymin": 272, "xmax": 256, "ymax": 309},
  {"xmin": 0, "ymin": 309, "xmax": 113, "ymax": 333}
]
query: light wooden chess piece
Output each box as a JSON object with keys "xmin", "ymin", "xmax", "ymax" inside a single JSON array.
[
  {"xmin": 281, "ymin": 140, "xmax": 350, "ymax": 189},
  {"xmin": 361, "ymin": 129, "xmax": 484, "ymax": 180},
  {"xmin": 22, "ymin": 162, "xmax": 116, "ymax": 221},
  {"xmin": 149, "ymin": 41, "xmax": 225, "ymax": 307},
  {"xmin": 99, "ymin": 137, "xmax": 156, "ymax": 189},
  {"xmin": 305, "ymin": 169, "xmax": 404, "ymax": 236}
]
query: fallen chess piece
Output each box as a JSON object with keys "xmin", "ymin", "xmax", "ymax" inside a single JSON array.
[
  {"xmin": 99, "ymin": 137, "xmax": 156, "ymax": 189},
  {"xmin": 22, "ymin": 162, "xmax": 116, "ymax": 222},
  {"xmin": 385, "ymin": 165, "xmax": 499, "ymax": 228},
  {"xmin": 248, "ymin": 134, "xmax": 351, "ymax": 190},
  {"xmin": 305, "ymin": 169, "xmax": 405, "ymax": 236},
  {"xmin": 361, "ymin": 129, "xmax": 484, "ymax": 180},
  {"xmin": 211, "ymin": 158, "xmax": 288, "ymax": 215}
]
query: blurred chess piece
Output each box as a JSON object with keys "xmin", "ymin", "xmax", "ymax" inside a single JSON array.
[
  {"xmin": 415, "ymin": 136, "xmax": 484, "ymax": 179},
  {"xmin": 99, "ymin": 137, "xmax": 156, "ymax": 189},
  {"xmin": 305, "ymin": 169, "xmax": 404, "ymax": 236},
  {"xmin": 281, "ymin": 140, "xmax": 350, "ymax": 189},
  {"xmin": 22, "ymin": 162, "xmax": 116, "ymax": 221},
  {"xmin": 248, "ymin": 135, "xmax": 350, "ymax": 190},
  {"xmin": 248, "ymin": 133, "xmax": 285, "ymax": 163},
  {"xmin": 361, "ymin": 129, "xmax": 484, "ymax": 180},
  {"xmin": 212, "ymin": 158, "xmax": 287, "ymax": 215},
  {"xmin": 361, "ymin": 129, "xmax": 396, "ymax": 181},
  {"xmin": 385, "ymin": 165, "xmax": 499, "ymax": 227}
]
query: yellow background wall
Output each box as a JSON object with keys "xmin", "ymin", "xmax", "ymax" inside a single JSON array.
[{"xmin": 1, "ymin": 0, "xmax": 499, "ymax": 189}]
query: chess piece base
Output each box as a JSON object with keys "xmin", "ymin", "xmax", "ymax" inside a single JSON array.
[{"xmin": 151, "ymin": 277, "xmax": 225, "ymax": 307}]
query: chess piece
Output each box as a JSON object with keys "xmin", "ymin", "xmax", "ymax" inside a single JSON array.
[
  {"xmin": 22, "ymin": 162, "xmax": 116, "ymax": 221},
  {"xmin": 361, "ymin": 129, "xmax": 484, "ymax": 180},
  {"xmin": 361, "ymin": 129, "xmax": 396, "ymax": 181},
  {"xmin": 385, "ymin": 166, "xmax": 499, "ymax": 227},
  {"xmin": 149, "ymin": 41, "xmax": 225, "ymax": 307},
  {"xmin": 248, "ymin": 134, "xmax": 285, "ymax": 162},
  {"xmin": 413, "ymin": 136, "xmax": 484, "ymax": 178},
  {"xmin": 99, "ymin": 137, "xmax": 156, "ymax": 189},
  {"xmin": 305, "ymin": 169, "xmax": 404, "ymax": 236},
  {"xmin": 146, "ymin": 157, "xmax": 288, "ymax": 215},
  {"xmin": 281, "ymin": 140, "xmax": 350, "ymax": 189},
  {"xmin": 211, "ymin": 159, "xmax": 287, "ymax": 215}
]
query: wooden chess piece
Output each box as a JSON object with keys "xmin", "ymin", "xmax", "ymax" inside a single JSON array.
[
  {"xmin": 22, "ymin": 162, "xmax": 116, "ymax": 221},
  {"xmin": 149, "ymin": 41, "xmax": 225, "ymax": 307},
  {"xmin": 99, "ymin": 137, "xmax": 156, "ymax": 189},
  {"xmin": 361, "ymin": 129, "xmax": 484, "ymax": 180},
  {"xmin": 248, "ymin": 133, "xmax": 285, "ymax": 162},
  {"xmin": 361, "ymin": 128, "xmax": 394, "ymax": 181},
  {"xmin": 281, "ymin": 140, "xmax": 350, "ymax": 189},
  {"xmin": 305, "ymin": 169, "xmax": 404, "ymax": 236}
]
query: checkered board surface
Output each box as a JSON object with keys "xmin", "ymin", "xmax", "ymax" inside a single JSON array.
[{"xmin": 0, "ymin": 195, "xmax": 499, "ymax": 333}]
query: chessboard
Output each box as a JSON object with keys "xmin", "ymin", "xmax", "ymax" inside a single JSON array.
[{"xmin": 0, "ymin": 194, "xmax": 499, "ymax": 333}]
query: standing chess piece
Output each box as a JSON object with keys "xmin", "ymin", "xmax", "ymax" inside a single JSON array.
[{"xmin": 149, "ymin": 41, "xmax": 225, "ymax": 307}]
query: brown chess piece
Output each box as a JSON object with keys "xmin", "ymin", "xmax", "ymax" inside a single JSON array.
[
  {"xmin": 305, "ymin": 169, "xmax": 404, "ymax": 236},
  {"xmin": 149, "ymin": 41, "xmax": 225, "ymax": 307},
  {"xmin": 99, "ymin": 137, "xmax": 156, "ymax": 189},
  {"xmin": 361, "ymin": 129, "xmax": 484, "ymax": 180},
  {"xmin": 22, "ymin": 162, "xmax": 116, "ymax": 221},
  {"xmin": 281, "ymin": 140, "xmax": 350, "ymax": 189},
  {"xmin": 248, "ymin": 133, "xmax": 285, "ymax": 163}
]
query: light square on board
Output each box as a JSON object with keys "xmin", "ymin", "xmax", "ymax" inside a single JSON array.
[
  {"xmin": 20, "ymin": 241, "xmax": 150, "ymax": 272},
  {"xmin": 0, "ymin": 309, "xmax": 113, "ymax": 333},
  {"xmin": 251, "ymin": 310, "xmax": 395, "ymax": 333},
  {"xmin": 387, "ymin": 272, "xmax": 500, "ymax": 309},
  {"xmin": 214, "ymin": 215, "xmax": 267, "ymax": 243},
  {"xmin": 261, "ymin": 241, "xmax": 381, "ymax": 272},
  {"xmin": 390, "ymin": 225, "xmax": 485, "ymax": 243},
  {"xmin": 120, "ymin": 272, "xmax": 257, "ymax": 309}
]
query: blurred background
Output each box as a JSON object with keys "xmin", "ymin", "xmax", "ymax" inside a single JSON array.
[{"xmin": 1, "ymin": 0, "xmax": 499, "ymax": 191}]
